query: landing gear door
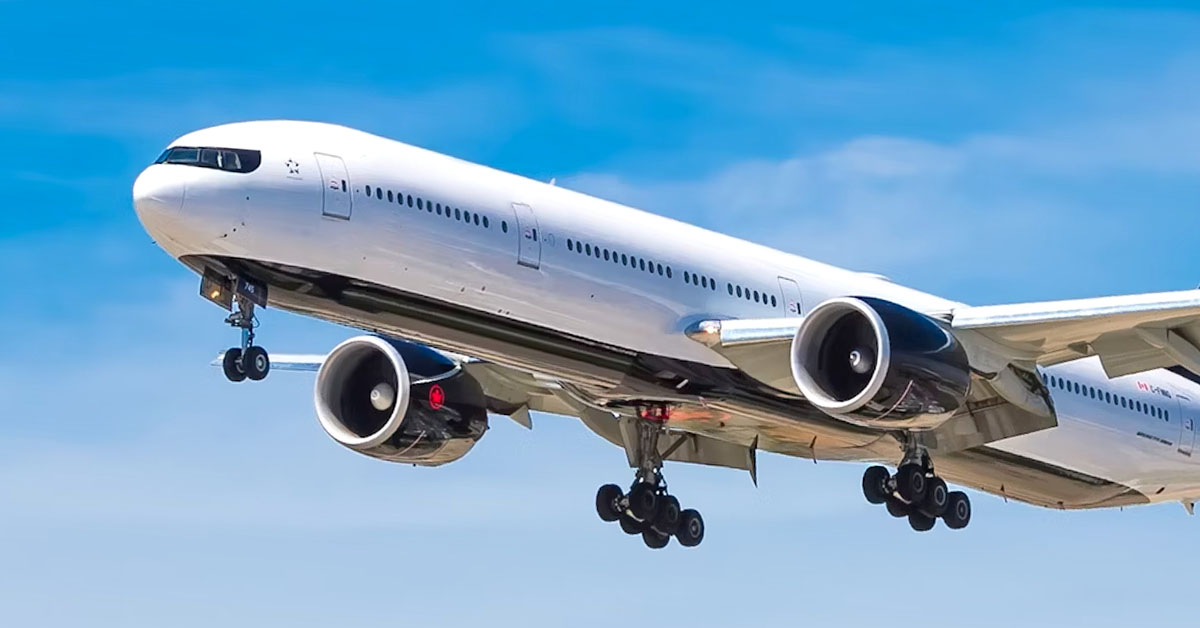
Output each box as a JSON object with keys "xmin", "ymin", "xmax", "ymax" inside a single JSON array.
[
  {"xmin": 511, "ymin": 202, "xmax": 541, "ymax": 269},
  {"xmin": 778, "ymin": 277, "xmax": 804, "ymax": 317},
  {"xmin": 1178, "ymin": 396, "xmax": 1195, "ymax": 458},
  {"xmin": 314, "ymin": 153, "xmax": 352, "ymax": 220}
]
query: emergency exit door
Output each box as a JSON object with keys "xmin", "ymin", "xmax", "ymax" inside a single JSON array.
[
  {"xmin": 778, "ymin": 277, "xmax": 804, "ymax": 316},
  {"xmin": 1178, "ymin": 396, "xmax": 1195, "ymax": 457},
  {"xmin": 314, "ymin": 153, "xmax": 352, "ymax": 219},
  {"xmin": 511, "ymin": 202, "xmax": 541, "ymax": 269}
]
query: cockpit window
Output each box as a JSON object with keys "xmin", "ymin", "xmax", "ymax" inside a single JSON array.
[{"xmin": 155, "ymin": 146, "xmax": 261, "ymax": 173}]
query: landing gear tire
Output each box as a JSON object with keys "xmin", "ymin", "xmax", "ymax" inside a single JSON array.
[
  {"xmin": 677, "ymin": 509, "xmax": 705, "ymax": 547},
  {"xmin": 242, "ymin": 345, "xmax": 270, "ymax": 381},
  {"xmin": 619, "ymin": 513, "xmax": 646, "ymax": 535},
  {"xmin": 595, "ymin": 484, "xmax": 623, "ymax": 523},
  {"xmin": 885, "ymin": 496, "xmax": 909, "ymax": 518},
  {"xmin": 896, "ymin": 463, "xmax": 927, "ymax": 503},
  {"xmin": 908, "ymin": 510, "xmax": 936, "ymax": 532},
  {"xmin": 944, "ymin": 491, "xmax": 972, "ymax": 530},
  {"xmin": 862, "ymin": 465, "xmax": 891, "ymax": 505},
  {"xmin": 222, "ymin": 348, "xmax": 246, "ymax": 382},
  {"xmin": 920, "ymin": 477, "xmax": 949, "ymax": 518},
  {"xmin": 628, "ymin": 482, "xmax": 659, "ymax": 521},
  {"xmin": 642, "ymin": 529, "xmax": 670, "ymax": 550},
  {"xmin": 653, "ymin": 495, "xmax": 681, "ymax": 536}
]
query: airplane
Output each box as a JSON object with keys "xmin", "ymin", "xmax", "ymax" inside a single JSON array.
[{"xmin": 132, "ymin": 120, "xmax": 1200, "ymax": 549}]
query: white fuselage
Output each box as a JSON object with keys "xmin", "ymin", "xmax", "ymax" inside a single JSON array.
[{"xmin": 133, "ymin": 120, "xmax": 1200, "ymax": 507}]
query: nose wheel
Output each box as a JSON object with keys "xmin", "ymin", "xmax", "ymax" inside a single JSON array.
[
  {"xmin": 218, "ymin": 281, "xmax": 271, "ymax": 383},
  {"xmin": 861, "ymin": 457, "xmax": 971, "ymax": 532}
]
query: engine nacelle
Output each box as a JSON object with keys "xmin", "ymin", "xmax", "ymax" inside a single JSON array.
[
  {"xmin": 790, "ymin": 297, "xmax": 971, "ymax": 429},
  {"xmin": 315, "ymin": 335, "xmax": 488, "ymax": 466}
]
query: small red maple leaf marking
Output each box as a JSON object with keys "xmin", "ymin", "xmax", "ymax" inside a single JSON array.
[{"xmin": 428, "ymin": 384, "xmax": 445, "ymax": 410}]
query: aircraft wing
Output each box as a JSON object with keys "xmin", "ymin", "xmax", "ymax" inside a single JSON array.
[
  {"xmin": 951, "ymin": 289, "xmax": 1200, "ymax": 377},
  {"xmin": 689, "ymin": 290, "xmax": 1200, "ymax": 381},
  {"xmin": 213, "ymin": 347, "xmax": 758, "ymax": 475}
]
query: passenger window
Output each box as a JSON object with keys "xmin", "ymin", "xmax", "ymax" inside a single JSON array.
[
  {"xmin": 657, "ymin": 263, "xmax": 664, "ymax": 276},
  {"xmin": 567, "ymin": 239, "xmax": 574, "ymax": 251},
  {"xmin": 684, "ymin": 271, "xmax": 691, "ymax": 284},
  {"xmin": 474, "ymin": 214, "xmax": 481, "ymax": 226},
  {"xmin": 483, "ymin": 216, "xmax": 489, "ymax": 228},
  {"xmin": 585, "ymin": 244, "xmax": 592, "ymax": 256},
  {"xmin": 603, "ymin": 249, "xmax": 610, "ymax": 261},
  {"xmin": 666, "ymin": 267, "xmax": 672, "ymax": 278},
  {"xmin": 736, "ymin": 286, "xmax": 743, "ymax": 298},
  {"xmin": 771, "ymin": 295, "xmax": 777, "ymax": 307},
  {"xmin": 417, "ymin": 198, "xmax": 423, "ymax": 210},
  {"xmin": 366, "ymin": 185, "xmax": 372, "ymax": 197},
  {"xmin": 621, "ymin": 253, "xmax": 628, "ymax": 266},
  {"xmin": 639, "ymin": 259, "xmax": 646, "ymax": 271},
  {"xmin": 376, "ymin": 188, "xmax": 383, "ymax": 200},
  {"xmin": 387, "ymin": 190, "xmax": 394, "ymax": 202},
  {"xmin": 341, "ymin": 180, "xmax": 347, "ymax": 192},
  {"xmin": 455, "ymin": 208, "xmax": 461, "ymax": 220},
  {"xmin": 502, "ymin": 221, "xmax": 508, "ymax": 233}
]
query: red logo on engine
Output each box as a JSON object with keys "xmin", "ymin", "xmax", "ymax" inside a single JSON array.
[{"xmin": 428, "ymin": 384, "xmax": 445, "ymax": 410}]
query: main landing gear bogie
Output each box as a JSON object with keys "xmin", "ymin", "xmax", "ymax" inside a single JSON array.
[
  {"xmin": 861, "ymin": 458, "xmax": 972, "ymax": 533},
  {"xmin": 594, "ymin": 405, "xmax": 706, "ymax": 549},
  {"xmin": 595, "ymin": 482, "xmax": 704, "ymax": 549}
]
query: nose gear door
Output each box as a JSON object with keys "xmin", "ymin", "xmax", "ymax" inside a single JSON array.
[
  {"xmin": 511, "ymin": 202, "xmax": 541, "ymax": 269},
  {"xmin": 314, "ymin": 153, "xmax": 352, "ymax": 219}
]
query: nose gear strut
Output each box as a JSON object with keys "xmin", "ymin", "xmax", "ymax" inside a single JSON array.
[{"xmin": 216, "ymin": 275, "xmax": 271, "ymax": 383}]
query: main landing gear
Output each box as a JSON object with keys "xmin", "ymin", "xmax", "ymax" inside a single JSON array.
[
  {"xmin": 594, "ymin": 406, "xmax": 705, "ymax": 549},
  {"xmin": 220, "ymin": 292, "xmax": 271, "ymax": 383},
  {"xmin": 860, "ymin": 447, "xmax": 971, "ymax": 532}
]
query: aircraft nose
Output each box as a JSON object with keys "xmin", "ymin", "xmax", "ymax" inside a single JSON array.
[{"xmin": 132, "ymin": 165, "xmax": 185, "ymax": 221}]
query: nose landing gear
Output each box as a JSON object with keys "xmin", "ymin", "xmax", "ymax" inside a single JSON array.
[
  {"xmin": 593, "ymin": 406, "xmax": 705, "ymax": 549},
  {"xmin": 209, "ymin": 273, "xmax": 271, "ymax": 383}
]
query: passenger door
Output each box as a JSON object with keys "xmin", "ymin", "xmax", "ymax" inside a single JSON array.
[
  {"xmin": 1178, "ymin": 396, "xmax": 1196, "ymax": 458},
  {"xmin": 511, "ymin": 202, "xmax": 541, "ymax": 269},
  {"xmin": 314, "ymin": 153, "xmax": 352, "ymax": 219},
  {"xmin": 778, "ymin": 277, "xmax": 804, "ymax": 316}
]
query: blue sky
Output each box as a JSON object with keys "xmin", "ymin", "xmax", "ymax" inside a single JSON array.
[{"xmin": 3, "ymin": 2, "xmax": 1200, "ymax": 625}]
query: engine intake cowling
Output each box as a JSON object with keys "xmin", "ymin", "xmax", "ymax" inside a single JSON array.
[
  {"xmin": 315, "ymin": 335, "xmax": 488, "ymax": 466},
  {"xmin": 790, "ymin": 297, "xmax": 970, "ymax": 429}
]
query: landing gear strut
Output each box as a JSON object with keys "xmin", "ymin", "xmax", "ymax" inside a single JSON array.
[
  {"xmin": 594, "ymin": 405, "xmax": 704, "ymax": 549},
  {"xmin": 220, "ymin": 288, "xmax": 270, "ymax": 383},
  {"xmin": 861, "ymin": 443, "xmax": 971, "ymax": 532}
]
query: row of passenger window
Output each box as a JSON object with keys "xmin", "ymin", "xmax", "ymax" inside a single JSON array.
[
  {"xmin": 1046, "ymin": 374, "xmax": 1169, "ymax": 421},
  {"xmin": 563, "ymin": 238, "xmax": 776, "ymax": 308},
  {"xmin": 566, "ymin": 238, "xmax": 673, "ymax": 278},
  {"xmin": 682, "ymin": 270, "xmax": 717, "ymax": 292},
  {"xmin": 728, "ymin": 282, "xmax": 777, "ymax": 308},
  {"xmin": 363, "ymin": 184, "xmax": 507, "ymax": 233}
]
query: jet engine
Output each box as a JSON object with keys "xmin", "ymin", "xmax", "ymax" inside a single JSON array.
[
  {"xmin": 790, "ymin": 297, "xmax": 971, "ymax": 429},
  {"xmin": 314, "ymin": 335, "xmax": 488, "ymax": 466}
]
